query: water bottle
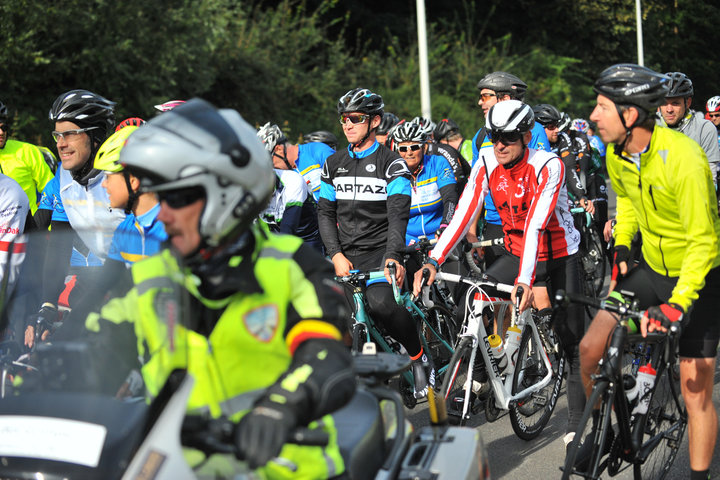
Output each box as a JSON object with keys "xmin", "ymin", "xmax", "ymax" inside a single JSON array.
[
  {"xmin": 488, "ymin": 334, "xmax": 508, "ymax": 373},
  {"xmin": 631, "ymin": 363, "xmax": 656, "ymax": 415},
  {"xmin": 503, "ymin": 325, "xmax": 523, "ymax": 375}
]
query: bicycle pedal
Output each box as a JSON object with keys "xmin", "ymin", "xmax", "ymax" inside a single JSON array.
[{"xmin": 362, "ymin": 342, "xmax": 377, "ymax": 355}]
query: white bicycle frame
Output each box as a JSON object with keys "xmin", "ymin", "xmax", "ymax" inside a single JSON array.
[{"xmin": 432, "ymin": 272, "xmax": 555, "ymax": 416}]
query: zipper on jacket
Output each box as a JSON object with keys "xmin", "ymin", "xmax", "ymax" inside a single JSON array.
[{"xmin": 648, "ymin": 185, "xmax": 658, "ymax": 210}]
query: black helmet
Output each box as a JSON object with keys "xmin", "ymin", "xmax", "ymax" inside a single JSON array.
[
  {"xmin": 0, "ymin": 101, "xmax": 8, "ymax": 123},
  {"xmin": 304, "ymin": 130, "xmax": 339, "ymax": 150},
  {"xmin": 337, "ymin": 88, "xmax": 384, "ymax": 116},
  {"xmin": 532, "ymin": 104, "xmax": 561, "ymax": 126},
  {"xmin": 377, "ymin": 112, "xmax": 400, "ymax": 135},
  {"xmin": 49, "ymin": 89, "xmax": 116, "ymax": 142},
  {"xmin": 593, "ymin": 64, "xmax": 670, "ymax": 113},
  {"xmin": 665, "ymin": 71, "xmax": 694, "ymax": 98},
  {"xmin": 487, "ymin": 100, "xmax": 535, "ymax": 135},
  {"xmin": 434, "ymin": 118, "xmax": 460, "ymax": 141},
  {"xmin": 476, "ymin": 71, "xmax": 527, "ymax": 100}
]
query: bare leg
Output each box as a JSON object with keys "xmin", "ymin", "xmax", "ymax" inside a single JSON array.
[{"xmin": 680, "ymin": 357, "xmax": 717, "ymax": 471}]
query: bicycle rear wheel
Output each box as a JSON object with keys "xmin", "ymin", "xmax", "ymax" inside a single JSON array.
[
  {"xmin": 509, "ymin": 325, "xmax": 565, "ymax": 440},
  {"xmin": 633, "ymin": 359, "xmax": 687, "ymax": 480},
  {"xmin": 441, "ymin": 338, "xmax": 482, "ymax": 426},
  {"xmin": 562, "ymin": 381, "xmax": 613, "ymax": 480}
]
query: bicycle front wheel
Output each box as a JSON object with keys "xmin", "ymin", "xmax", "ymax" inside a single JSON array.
[
  {"xmin": 509, "ymin": 325, "xmax": 565, "ymax": 440},
  {"xmin": 633, "ymin": 359, "xmax": 687, "ymax": 480},
  {"xmin": 441, "ymin": 338, "xmax": 481, "ymax": 426},
  {"xmin": 562, "ymin": 381, "xmax": 613, "ymax": 480}
]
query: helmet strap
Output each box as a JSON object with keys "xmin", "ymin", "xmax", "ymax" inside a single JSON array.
[
  {"xmin": 122, "ymin": 171, "xmax": 140, "ymax": 215},
  {"xmin": 351, "ymin": 116, "xmax": 376, "ymax": 153},
  {"xmin": 279, "ymin": 145, "xmax": 293, "ymax": 170}
]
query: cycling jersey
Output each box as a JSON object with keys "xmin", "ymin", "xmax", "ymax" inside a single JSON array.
[
  {"xmin": 549, "ymin": 131, "xmax": 589, "ymax": 202},
  {"xmin": 657, "ymin": 110, "xmax": 720, "ymax": 183},
  {"xmin": 107, "ymin": 203, "xmax": 167, "ymax": 266},
  {"xmin": 296, "ymin": 142, "xmax": 334, "ymax": 202},
  {"xmin": 261, "ymin": 169, "xmax": 321, "ymax": 249},
  {"xmin": 426, "ymin": 142, "xmax": 471, "ymax": 193},
  {"xmin": 459, "ymin": 138, "xmax": 473, "ymax": 166},
  {"xmin": 608, "ymin": 125, "xmax": 720, "ymax": 310},
  {"xmin": 471, "ymin": 122, "xmax": 551, "ymax": 225},
  {"xmin": 0, "ymin": 174, "xmax": 29, "ymax": 290},
  {"xmin": 431, "ymin": 147, "xmax": 580, "ymax": 286},
  {"xmin": 0, "ymin": 139, "xmax": 54, "ymax": 213},
  {"xmin": 406, "ymin": 154, "xmax": 457, "ymax": 244},
  {"xmin": 318, "ymin": 141, "xmax": 411, "ymax": 262}
]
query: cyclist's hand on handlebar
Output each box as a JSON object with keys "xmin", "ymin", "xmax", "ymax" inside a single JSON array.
[
  {"xmin": 511, "ymin": 283, "xmax": 533, "ymax": 312},
  {"xmin": 579, "ymin": 197, "xmax": 595, "ymax": 215},
  {"xmin": 331, "ymin": 253, "xmax": 353, "ymax": 277},
  {"xmin": 413, "ymin": 263, "xmax": 437, "ymax": 297},
  {"xmin": 25, "ymin": 303, "xmax": 58, "ymax": 348},
  {"xmin": 641, "ymin": 303, "xmax": 683, "ymax": 337},
  {"xmin": 384, "ymin": 258, "xmax": 405, "ymax": 286},
  {"xmin": 464, "ymin": 232, "xmax": 483, "ymax": 265},
  {"xmin": 610, "ymin": 245, "xmax": 630, "ymax": 291},
  {"xmin": 236, "ymin": 403, "xmax": 297, "ymax": 469},
  {"xmin": 603, "ymin": 218, "xmax": 615, "ymax": 243}
]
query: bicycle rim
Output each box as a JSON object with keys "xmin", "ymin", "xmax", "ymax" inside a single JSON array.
[
  {"xmin": 510, "ymin": 326, "xmax": 565, "ymax": 440},
  {"xmin": 562, "ymin": 381, "xmax": 613, "ymax": 480},
  {"xmin": 633, "ymin": 361, "xmax": 687, "ymax": 480},
  {"xmin": 441, "ymin": 340, "xmax": 476, "ymax": 426}
]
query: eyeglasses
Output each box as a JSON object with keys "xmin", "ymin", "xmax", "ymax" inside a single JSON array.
[
  {"xmin": 709, "ymin": 113, "xmax": 720, "ymax": 119},
  {"xmin": 339, "ymin": 114, "xmax": 370, "ymax": 125},
  {"xmin": 157, "ymin": 186, "xmax": 206, "ymax": 209},
  {"xmin": 398, "ymin": 144, "xmax": 423, "ymax": 153},
  {"xmin": 479, "ymin": 92, "xmax": 497, "ymax": 101},
  {"xmin": 52, "ymin": 126, "xmax": 99, "ymax": 142},
  {"xmin": 0, "ymin": 124, "xmax": 9, "ymax": 133},
  {"xmin": 490, "ymin": 131, "xmax": 523, "ymax": 145}
]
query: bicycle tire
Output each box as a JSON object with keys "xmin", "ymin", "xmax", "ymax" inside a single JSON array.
[
  {"xmin": 441, "ymin": 338, "xmax": 479, "ymax": 426},
  {"xmin": 509, "ymin": 325, "xmax": 565, "ymax": 440},
  {"xmin": 562, "ymin": 381, "xmax": 613, "ymax": 480},
  {"xmin": 633, "ymin": 359, "xmax": 687, "ymax": 480},
  {"xmin": 422, "ymin": 305, "xmax": 459, "ymax": 371}
]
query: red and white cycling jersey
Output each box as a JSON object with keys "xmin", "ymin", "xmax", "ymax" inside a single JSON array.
[{"xmin": 431, "ymin": 147, "xmax": 580, "ymax": 285}]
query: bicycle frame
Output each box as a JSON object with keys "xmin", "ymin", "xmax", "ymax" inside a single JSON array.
[{"xmin": 435, "ymin": 272, "xmax": 555, "ymax": 414}]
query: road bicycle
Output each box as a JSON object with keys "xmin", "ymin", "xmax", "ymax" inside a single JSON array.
[
  {"xmin": 570, "ymin": 207, "xmax": 607, "ymax": 301},
  {"xmin": 558, "ymin": 291, "xmax": 686, "ymax": 480},
  {"xmin": 432, "ymin": 271, "xmax": 565, "ymax": 440},
  {"xmin": 335, "ymin": 263, "xmax": 457, "ymax": 408}
]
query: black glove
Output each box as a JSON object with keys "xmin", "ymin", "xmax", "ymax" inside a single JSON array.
[
  {"xmin": 235, "ymin": 400, "xmax": 298, "ymax": 469},
  {"xmin": 610, "ymin": 245, "xmax": 630, "ymax": 283},
  {"xmin": 26, "ymin": 303, "xmax": 59, "ymax": 333},
  {"xmin": 645, "ymin": 303, "xmax": 684, "ymax": 330}
]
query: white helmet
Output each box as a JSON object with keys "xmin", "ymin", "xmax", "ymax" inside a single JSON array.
[{"xmin": 486, "ymin": 100, "xmax": 535, "ymax": 135}]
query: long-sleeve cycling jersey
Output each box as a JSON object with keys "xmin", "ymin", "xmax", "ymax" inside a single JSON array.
[
  {"xmin": 431, "ymin": 147, "xmax": 580, "ymax": 286},
  {"xmin": 296, "ymin": 142, "xmax": 334, "ymax": 202},
  {"xmin": 426, "ymin": 142, "xmax": 471, "ymax": 193},
  {"xmin": 608, "ymin": 126, "xmax": 720, "ymax": 311},
  {"xmin": 549, "ymin": 131, "xmax": 588, "ymax": 202},
  {"xmin": 0, "ymin": 174, "xmax": 29, "ymax": 291},
  {"xmin": 406, "ymin": 154, "xmax": 458, "ymax": 244},
  {"xmin": 318, "ymin": 142, "xmax": 411, "ymax": 263},
  {"xmin": 0, "ymin": 139, "xmax": 54, "ymax": 213},
  {"xmin": 657, "ymin": 110, "xmax": 720, "ymax": 183}
]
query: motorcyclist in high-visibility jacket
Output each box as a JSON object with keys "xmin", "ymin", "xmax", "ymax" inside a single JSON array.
[{"xmin": 83, "ymin": 99, "xmax": 355, "ymax": 479}]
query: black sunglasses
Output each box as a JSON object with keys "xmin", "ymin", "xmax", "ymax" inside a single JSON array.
[
  {"xmin": 490, "ymin": 131, "xmax": 523, "ymax": 145},
  {"xmin": 158, "ymin": 186, "xmax": 206, "ymax": 209},
  {"xmin": 0, "ymin": 124, "xmax": 10, "ymax": 133},
  {"xmin": 398, "ymin": 144, "xmax": 423, "ymax": 153}
]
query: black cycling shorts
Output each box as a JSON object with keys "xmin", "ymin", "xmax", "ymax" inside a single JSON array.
[{"xmin": 616, "ymin": 260, "xmax": 720, "ymax": 358}]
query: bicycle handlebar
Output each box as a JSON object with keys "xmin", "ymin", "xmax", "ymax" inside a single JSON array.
[{"xmin": 434, "ymin": 271, "xmax": 513, "ymax": 295}]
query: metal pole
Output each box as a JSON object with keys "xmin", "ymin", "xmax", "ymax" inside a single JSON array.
[
  {"xmin": 636, "ymin": 0, "xmax": 644, "ymax": 66},
  {"xmin": 416, "ymin": 0, "xmax": 432, "ymax": 120}
]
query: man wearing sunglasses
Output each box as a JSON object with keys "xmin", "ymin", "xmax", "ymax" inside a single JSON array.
[
  {"xmin": 0, "ymin": 100, "xmax": 54, "ymax": 222},
  {"xmin": 318, "ymin": 88, "xmax": 435, "ymax": 398},
  {"xmin": 257, "ymin": 122, "xmax": 334, "ymax": 202},
  {"xmin": 26, "ymin": 90, "xmax": 124, "ymax": 349},
  {"xmin": 657, "ymin": 72, "xmax": 720, "ymax": 188},
  {"xmin": 414, "ymin": 100, "xmax": 587, "ymax": 450}
]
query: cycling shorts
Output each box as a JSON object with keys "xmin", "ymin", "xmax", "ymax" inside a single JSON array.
[{"xmin": 616, "ymin": 260, "xmax": 720, "ymax": 358}]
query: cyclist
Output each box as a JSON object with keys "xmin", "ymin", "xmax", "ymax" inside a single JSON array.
[
  {"xmin": 392, "ymin": 119, "xmax": 457, "ymax": 279},
  {"xmin": 95, "ymin": 125, "xmax": 167, "ymax": 266},
  {"xmin": 422, "ymin": 119, "xmax": 471, "ymax": 195},
  {"xmin": 84, "ymin": 98, "xmax": 354, "ymax": 478},
  {"xmin": 469, "ymin": 72, "xmax": 550, "ymax": 270},
  {"xmin": 0, "ymin": 173, "xmax": 30, "ymax": 297},
  {"xmin": 706, "ymin": 96, "xmax": 720, "ymax": 149},
  {"xmin": 376, "ymin": 112, "xmax": 400, "ymax": 147},
  {"xmin": 0, "ymin": 100, "xmax": 54, "ymax": 223},
  {"xmin": 257, "ymin": 122, "xmax": 333, "ymax": 202},
  {"xmin": 318, "ymin": 87, "xmax": 435, "ymax": 398},
  {"xmin": 414, "ymin": 100, "xmax": 586, "ymax": 447},
  {"xmin": 304, "ymin": 130, "xmax": 339, "ymax": 150},
  {"xmin": 27, "ymin": 89, "xmax": 125, "ymax": 348},
  {"xmin": 434, "ymin": 117, "xmax": 473, "ymax": 165},
  {"xmin": 581, "ymin": 64, "xmax": 720, "ymax": 479},
  {"xmin": 657, "ymin": 72, "xmax": 720, "ymax": 186}
]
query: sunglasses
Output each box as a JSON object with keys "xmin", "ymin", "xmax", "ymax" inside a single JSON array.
[
  {"xmin": 339, "ymin": 114, "xmax": 370, "ymax": 125},
  {"xmin": 479, "ymin": 92, "xmax": 497, "ymax": 101},
  {"xmin": 158, "ymin": 186, "xmax": 206, "ymax": 209},
  {"xmin": 0, "ymin": 124, "xmax": 9, "ymax": 133},
  {"xmin": 544, "ymin": 123, "xmax": 559, "ymax": 130},
  {"xmin": 51, "ymin": 126, "xmax": 99, "ymax": 142},
  {"xmin": 398, "ymin": 144, "xmax": 423, "ymax": 153},
  {"xmin": 490, "ymin": 131, "xmax": 523, "ymax": 145},
  {"xmin": 709, "ymin": 113, "xmax": 720, "ymax": 119}
]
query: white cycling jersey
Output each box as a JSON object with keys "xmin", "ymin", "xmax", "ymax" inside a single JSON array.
[{"xmin": 0, "ymin": 174, "xmax": 29, "ymax": 291}]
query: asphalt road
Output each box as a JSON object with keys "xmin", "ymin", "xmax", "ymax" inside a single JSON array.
[{"xmin": 401, "ymin": 185, "xmax": 720, "ymax": 478}]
